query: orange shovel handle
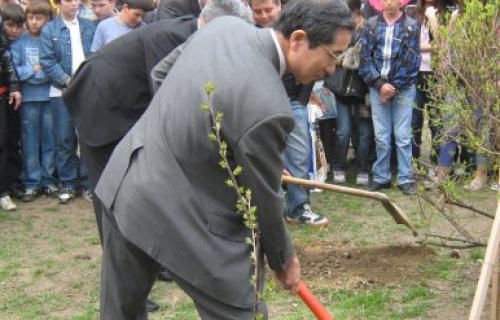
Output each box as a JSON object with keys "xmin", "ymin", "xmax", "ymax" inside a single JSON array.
[{"xmin": 297, "ymin": 281, "xmax": 334, "ymax": 320}]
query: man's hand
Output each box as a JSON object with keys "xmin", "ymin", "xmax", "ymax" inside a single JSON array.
[
  {"xmin": 282, "ymin": 169, "xmax": 291, "ymax": 177},
  {"xmin": 33, "ymin": 64, "xmax": 41, "ymax": 72},
  {"xmin": 275, "ymin": 254, "xmax": 301, "ymax": 294},
  {"xmin": 9, "ymin": 91, "xmax": 22, "ymax": 110},
  {"xmin": 379, "ymin": 83, "xmax": 396, "ymax": 104}
]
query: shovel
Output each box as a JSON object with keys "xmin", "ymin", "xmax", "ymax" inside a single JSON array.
[
  {"xmin": 282, "ymin": 175, "xmax": 418, "ymax": 236},
  {"xmin": 298, "ymin": 281, "xmax": 334, "ymax": 320}
]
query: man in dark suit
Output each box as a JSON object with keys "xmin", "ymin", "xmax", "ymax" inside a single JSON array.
[
  {"xmin": 157, "ymin": 0, "xmax": 204, "ymax": 20},
  {"xmin": 95, "ymin": 0, "xmax": 354, "ymax": 318},
  {"xmin": 63, "ymin": 0, "xmax": 253, "ymax": 243}
]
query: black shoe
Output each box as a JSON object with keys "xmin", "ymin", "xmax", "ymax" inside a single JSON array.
[
  {"xmin": 398, "ymin": 182, "xmax": 417, "ymax": 195},
  {"xmin": 146, "ymin": 299, "xmax": 159, "ymax": 313},
  {"xmin": 22, "ymin": 188, "xmax": 41, "ymax": 202},
  {"xmin": 367, "ymin": 181, "xmax": 391, "ymax": 191},
  {"xmin": 10, "ymin": 183, "xmax": 25, "ymax": 199},
  {"xmin": 43, "ymin": 185, "xmax": 59, "ymax": 198},
  {"xmin": 158, "ymin": 269, "xmax": 173, "ymax": 282}
]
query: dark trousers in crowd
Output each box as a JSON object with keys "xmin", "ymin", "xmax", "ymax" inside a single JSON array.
[
  {"xmin": 0, "ymin": 95, "xmax": 22, "ymax": 196},
  {"xmin": 80, "ymin": 140, "xmax": 118, "ymax": 243},
  {"xmin": 412, "ymin": 72, "xmax": 440, "ymax": 162},
  {"xmin": 100, "ymin": 211, "xmax": 267, "ymax": 320},
  {"xmin": 332, "ymin": 101, "xmax": 374, "ymax": 174}
]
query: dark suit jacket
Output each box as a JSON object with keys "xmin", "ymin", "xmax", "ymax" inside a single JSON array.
[
  {"xmin": 96, "ymin": 17, "xmax": 294, "ymax": 308},
  {"xmin": 158, "ymin": 0, "xmax": 201, "ymax": 20},
  {"xmin": 63, "ymin": 16, "xmax": 198, "ymax": 147}
]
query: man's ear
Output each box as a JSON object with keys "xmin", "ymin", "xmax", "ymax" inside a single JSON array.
[{"xmin": 289, "ymin": 30, "xmax": 308, "ymax": 52}]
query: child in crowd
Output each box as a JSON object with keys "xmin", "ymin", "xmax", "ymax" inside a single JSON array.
[
  {"xmin": 359, "ymin": 0, "xmax": 420, "ymax": 195},
  {"xmin": 90, "ymin": 0, "xmax": 116, "ymax": 22},
  {"xmin": 11, "ymin": 0, "xmax": 57, "ymax": 202},
  {"xmin": 90, "ymin": 0, "xmax": 150, "ymax": 51},
  {"xmin": 2, "ymin": 3, "xmax": 25, "ymax": 40},
  {"xmin": 325, "ymin": 0, "xmax": 373, "ymax": 186},
  {"xmin": 40, "ymin": 0, "xmax": 95, "ymax": 203},
  {"xmin": 249, "ymin": 0, "xmax": 281, "ymax": 27},
  {"xmin": 0, "ymin": 4, "xmax": 23, "ymax": 211}
]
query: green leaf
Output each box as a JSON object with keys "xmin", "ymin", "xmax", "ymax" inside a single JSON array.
[
  {"xmin": 204, "ymin": 81, "xmax": 216, "ymax": 95},
  {"xmin": 200, "ymin": 103, "xmax": 209, "ymax": 111},
  {"xmin": 233, "ymin": 166, "xmax": 243, "ymax": 176}
]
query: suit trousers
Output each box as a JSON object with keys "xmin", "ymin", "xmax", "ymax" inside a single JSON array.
[
  {"xmin": 80, "ymin": 141, "xmax": 118, "ymax": 243},
  {"xmin": 100, "ymin": 212, "xmax": 267, "ymax": 320}
]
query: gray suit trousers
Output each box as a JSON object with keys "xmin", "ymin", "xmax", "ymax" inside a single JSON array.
[{"xmin": 100, "ymin": 212, "xmax": 268, "ymax": 320}]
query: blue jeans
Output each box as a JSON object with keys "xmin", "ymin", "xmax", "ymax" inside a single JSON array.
[
  {"xmin": 283, "ymin": 101, "xmax": 310, "ymax": 218},
  {"xmin": 370, "ymin": 85, "xmax": 415, "ymax": 185},
  {"xmin": 438, "ymin": 113, "xmax": 488, "ymax": 167},
  {"xmin": 21, "ymin": 101, "xmax": 56, "ymax": 189},
  {"xmin": 333, "ymin": 100, "xmax": 374, "ymax": 174},
  {"xmin": 51, "ymin": 97, "xmax": 79, "ymax": 188}
]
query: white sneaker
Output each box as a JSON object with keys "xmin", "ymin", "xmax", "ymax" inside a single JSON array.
[
  {"xmin": 285, "ymin": 204, "xmax": 329, "ymax": 227},
  {"xmin": 0, "ymin": 195, "xmax": 17, "ymax": 211},
  {"xmin": 356, "ymin": 173, "xmax": 369, "ymax": 186},
  {"xmin": 333, "ymin": 170, "xmax": 346, "ymax": 184}
]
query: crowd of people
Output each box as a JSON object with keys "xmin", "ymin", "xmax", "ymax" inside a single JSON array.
[
  {"xmin": 0, "ymin": 0, "xmax": 493, "ymax": 211},
  {"xmin": 0, "ymin": 0, "xmax": 494, "ymax": 317}
]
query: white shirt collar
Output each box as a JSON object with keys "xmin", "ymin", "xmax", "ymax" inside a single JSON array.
[
  {"xmin": 62, "ymin": 16, "xmax": 79, "ymax": 26},
  {"xmin": 269, "ymin": 29, "xmax": 286, "ymax": 77}
]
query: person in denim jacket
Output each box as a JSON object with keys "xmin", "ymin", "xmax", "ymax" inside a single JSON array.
[
  {"xmin": 11, "ymin": 0, "xmax": 57, "ymax": 202},
  {"xmin": 40, "ymin": 0, "xmax": 95, "ymax": 203},
  {"xmin": 359, "ymin": 0, "xmax": 420, "ymax": 195}
]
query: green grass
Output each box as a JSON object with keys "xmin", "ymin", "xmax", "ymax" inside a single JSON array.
[
  {"xmin": 419, "ymin": 257, "xmax": 459, "ymax": 281},
  {"xmin": 0, "ymin": 187, "xmax": 493, "ymax": 319},
  {"xmin": 468, "ymin": 248, "xmax": 485, "ymax": 262}
]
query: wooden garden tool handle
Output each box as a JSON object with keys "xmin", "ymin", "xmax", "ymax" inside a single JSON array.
[
  {"xmin": 298, "ymin": 281, "xmax": 334, "ymax": 320},
  {"xmin": 282, "ymin": 175, "xmax": 418, "ymax": 236},
  {"xmin": 282, "ymin": 175, "xmax": 390, "ymax": 202}
]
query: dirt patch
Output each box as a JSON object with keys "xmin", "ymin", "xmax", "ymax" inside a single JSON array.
[{"xmin": 296, "ymin": 241, "xmax": 437, "ymax": 289}]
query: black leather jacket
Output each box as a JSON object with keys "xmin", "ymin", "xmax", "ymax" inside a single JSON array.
[{"xmin": 0, "ymin": 27, "xmax": 20, "ymax": 93}]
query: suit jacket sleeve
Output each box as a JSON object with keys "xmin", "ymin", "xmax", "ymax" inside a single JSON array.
[
  {"xmin": 144, "ymin": 31, "xmax": 189, "ymax": 93},
  {"xmin": 233, "ymin": 113, "xmax": 295, "ymax": 273},
  {"xmin": 150, "ymin": 43, "xmax": 185, "ymax": 93}
]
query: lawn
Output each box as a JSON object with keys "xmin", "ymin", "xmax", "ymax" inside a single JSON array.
[{"xmin": 0, "ymin": 182, "xmax": 496, "ymax": 319}]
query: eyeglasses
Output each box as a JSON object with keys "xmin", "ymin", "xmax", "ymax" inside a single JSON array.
[{"xmin": 320, "ymin": 45, "xmax": 345, "ymax": 65}]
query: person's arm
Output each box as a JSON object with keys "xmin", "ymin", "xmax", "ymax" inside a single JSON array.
[
  {"xmin": 39, "ymin": 24, "xmax": 71, "ymax": 88},
  {"xmin": 233, "ymin": 113, "xmax": 299, "ymax": 292},
  {"xmin": 150, "ymin": 42, "xmax": 185, "ymax": 92},
  {"xmin": 407, "ymin": 22, "xmax": 421, "ymax": 82},
  {"xmin": 3, "ymin": 50, "xmax": 22, "ymax": 109},
  {"xmin": 90, "ymin": 23, "xmax": 105, "ymax": 52},
  {"xmin": 425, "ymin": 6, "xmax": 439, "ymax": 36},
  {"xmin": 420, "ymin": 41, "xmax": 431, "ymax": 53},
  {"xmin": 11, "ymin": 39, "xmax": 35, "ymax": 81},
  {"xmin": 359, "ymin": 23, "xmax": 385, "ymax": 90}
]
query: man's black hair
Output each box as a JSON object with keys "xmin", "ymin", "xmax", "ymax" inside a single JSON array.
[
  {"xmin": 347, "ymin": 0, "xmax": 361, "ymax": 12},
  {"xmin": 273, "ymin": 0, "xmax": 354, "ymax": 48},
  {"xmin": 121, "ymin": 0, "xmax": 153, "ymax": 11}
]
